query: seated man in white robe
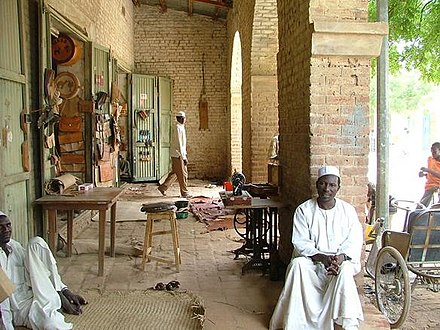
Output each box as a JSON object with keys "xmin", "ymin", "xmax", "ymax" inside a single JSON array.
[
  {"xmin": 0, "ymin": 211, "xmax": 87, "ymax": 330},
  {"xmin": 270, "ymin": 166, "xmax": 364, "ymax": 330}
]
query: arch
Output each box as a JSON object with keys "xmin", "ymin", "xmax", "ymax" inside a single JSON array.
[{"xmin": 230, "ymin": 31, "xmax": 243, "ymax": 173}]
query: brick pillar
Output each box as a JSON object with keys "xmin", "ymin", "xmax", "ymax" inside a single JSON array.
[{"xmin": 277, "ymin": 0, "xmax": 387, "ymax": 264}]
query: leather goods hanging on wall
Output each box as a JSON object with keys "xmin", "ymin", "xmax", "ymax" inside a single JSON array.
[
  {"xmin": 59, "ymin": 116, "xmax": 82, "ymax": 132},
  {"xmin": 52, "ymin": 34, "xmax": 82, "ymax": 66},
  {"xmin": 199, "ymin": 53, "xmax": 208, "ymax": 130},
  {"xmin": 58, "ymin": 131, "xmax": 83, "ymax": 144},
  {"xmin": 54, "ymin": 72, "xmax": 81, "ymax": 100}
]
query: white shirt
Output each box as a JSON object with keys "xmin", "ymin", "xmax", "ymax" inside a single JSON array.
[
  {"xmin": 0, "ymin": 240, "xmax": 34, "ymax": 329},
  {"xmin": 170, "ymin": 122, "xmax": 187, "ymax": 160},
  {"xmin": 292, "ymin": 197, "xmax": 363, "ymax": 274},
  {"xmin": 0, "ymin": 238, "xmax": 72, "ymax": 330}
]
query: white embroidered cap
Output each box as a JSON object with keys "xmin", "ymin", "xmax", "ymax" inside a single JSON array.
[
  {"xmin": 176, "ymin": 111, "xmax": 186, "ymax": 118},
  {"xmin": 318, "ymin": 165, "xmax": 340, "ymax": 179}
]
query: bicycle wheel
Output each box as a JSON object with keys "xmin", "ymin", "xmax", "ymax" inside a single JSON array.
[{"xmin": 375, "ymin": 246, "xmax": 411, "ymax": 329}]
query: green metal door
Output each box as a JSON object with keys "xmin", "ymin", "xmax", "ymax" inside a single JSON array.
[
  {"xmin": 131, "ymin": 74, "xmax": 158, "ymax": 181},
  {"xmin": 0, "ymin": 0, "xmax": 32, "ymax": 244},
  {"xmin": 158, "ymin": 77, "xmax": 172, "ymax": 179}
]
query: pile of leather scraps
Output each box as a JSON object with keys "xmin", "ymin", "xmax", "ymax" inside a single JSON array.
[{"xmin": 189, "ymin": 196, "xmax": 245, "ymax": 231}]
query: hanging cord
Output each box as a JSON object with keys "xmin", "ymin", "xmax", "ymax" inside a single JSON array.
[{"xmin": 202, "ymin": 53, "xmax": 206, "ymax": 95}]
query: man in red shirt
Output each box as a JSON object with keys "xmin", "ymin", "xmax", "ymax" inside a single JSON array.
[{"xmin": 419, "ymin": 142, "xmax": 440, "ymax": 206}]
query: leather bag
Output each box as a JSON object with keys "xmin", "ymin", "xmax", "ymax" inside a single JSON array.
[{"xmin": 59, "ymin": 116, "xmax": 81, "ymax": 132}]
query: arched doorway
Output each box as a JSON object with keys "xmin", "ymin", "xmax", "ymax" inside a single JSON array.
[{"xmin": 230, "ymin": 31, "xmax": 243, "ymax": 173}]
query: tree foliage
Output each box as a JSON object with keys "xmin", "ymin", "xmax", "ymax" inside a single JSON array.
[
  {"xmin": 369, "ymin": 0, "xmax": 440, "ymax": 83},
  {"xmin": 370, "ymin": 71, "xmax": 435, "ymax": 115}
]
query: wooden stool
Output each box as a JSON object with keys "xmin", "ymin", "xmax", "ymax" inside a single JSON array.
[{"xmin": 141, "ymin": 210, "xmax": 181, "ymax": 272}]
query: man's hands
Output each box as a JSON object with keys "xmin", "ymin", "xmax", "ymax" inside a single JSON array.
[
  {"xmin": 59, "ymin": 288, "xmax": 88, "ymax": 315},
  {"xmin": 311, "ymin": 253, "xmax": 347, "ymax": 276}
]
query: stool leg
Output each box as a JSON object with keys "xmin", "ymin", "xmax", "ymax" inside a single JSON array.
[
  {"xmin": 141, "ymin": 215, "xmax": 153, "ymax": 271},
  {"xmin": 170, "ymin": 213, "xmax": 180, "ymax": 272},
  {"xmin": 174, "ymin": 215, "xmax": 181, "ymax": 265}
]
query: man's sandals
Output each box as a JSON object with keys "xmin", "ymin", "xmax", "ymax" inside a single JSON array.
[{"xmin": 153, "ymin": 280, "xmax": 180, "ymax": 291}]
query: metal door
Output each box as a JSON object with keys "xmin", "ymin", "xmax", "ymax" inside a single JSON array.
[
  {"xmin": 158, "ymin": 77, "xmax": 172, "ymax": 178},
  {"xmin": 0, "ymin": 0, "xmax": 32, "ymax": 243},
  {"xmin": 91, "ymin": 44, "xmax": 112, "ymax": 185},
  {"xmin": 131, "ymin": 74, "xmax": 158, "ymax": 181}
]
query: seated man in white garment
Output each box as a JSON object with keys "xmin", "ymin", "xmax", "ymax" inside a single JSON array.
[
  {"xmin": 270, "ymin": 166, "xmax": 364, "ymax": 330},
  {"xmin": 0, "ymin": 211, "xmax": 87, "ymax": 330}
]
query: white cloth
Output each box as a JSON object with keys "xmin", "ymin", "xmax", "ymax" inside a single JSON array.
[
  {"xmin": 170, "ymin": 122, "xmax": 187, "ymax": 160},
  {"xmin": 270, "ymin": 198, "xmax": 364, "ymax": 330},
  {"xmin": 0, "ymin": 237, "xmax": 72, "ymax": 330}
]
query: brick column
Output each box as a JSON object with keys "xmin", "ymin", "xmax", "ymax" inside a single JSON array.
[{"xmin": 277, "ymin": 0, "xmax": 387, "ymax": 264}]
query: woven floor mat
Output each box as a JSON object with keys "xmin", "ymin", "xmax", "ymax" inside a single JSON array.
[{"xmin": 64, "ymin": 289, "xmax": 205, "ymax": 329}]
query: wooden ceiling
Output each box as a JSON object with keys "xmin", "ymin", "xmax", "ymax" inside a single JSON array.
[{"xmin": 136, "ymin": 0, "xmax": 233, "ymax": 20}]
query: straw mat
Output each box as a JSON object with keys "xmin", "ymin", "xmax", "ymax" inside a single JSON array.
[{"xmin": 64, "ymin": 289, "xmax": 205, "ymax": 330}]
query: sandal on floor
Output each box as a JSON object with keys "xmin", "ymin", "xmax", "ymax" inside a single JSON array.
[
  {"xmin": 166, "ymin": 280, "xmax": 180, "ymax": 291},
  {"xmin": 154, "ymin": 282, "xmax": 166, "ymax": 290}
]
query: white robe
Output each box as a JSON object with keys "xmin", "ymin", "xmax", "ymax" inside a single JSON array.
[
  {"xmin": 270, "ymin": 198, "xmax": 364, "ymax": 330},
  {"xmin": 0, "ymin": 237, "xmax": 72, "ymax": 330}
]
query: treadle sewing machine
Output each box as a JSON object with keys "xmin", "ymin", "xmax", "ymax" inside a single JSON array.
[{"xmin": 219, "ymin": 172, "xmax": 284, "ymax": 277}]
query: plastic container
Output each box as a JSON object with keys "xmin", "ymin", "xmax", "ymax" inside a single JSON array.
[
  {"xmin": 223, "ymin": 181, "xmax": 233, "ymax": 191},
  {"xmin": 176, "ymin": 211, "xmax": 189, "ymax": 219},
  {"xmin": 175, "ymin": 200, "xmax": 189, "ymax": 209}
]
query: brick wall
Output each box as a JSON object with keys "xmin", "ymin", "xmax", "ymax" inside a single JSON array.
[
  {"xmin": 251, "ymin": 0, "xmax": 278, "ymax": 76},
  {"xmin": 277, "ymin": 0, "xmax": 313, "ymax": 262},
  {"xmin": 251, "ymin": 76, "xmax": 278, "ymax": 182},
  {"xmin": 135, "ymin": 6, "xmax": 229, "ymax": 180},
  {"xmin": 249, "ymin": 0, "xmax": 279, "ymax": 183},
  {"xmin": 46, "ymin": 0, "xmax": 135, "ymax": 69},
  {"xmin": 309, "ymin": 57, "xmax": 370, "ymax": 209},
  {"xmin": 277, "ymin": 0, "xmax": 371, "ymax": 263}
]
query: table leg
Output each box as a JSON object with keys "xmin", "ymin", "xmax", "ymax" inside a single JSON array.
[
  {"xmin": 110, "ymin": 203, "xmax": 117, "ymax": 257},
  {"xmin": 98, "ymin": 209, "xmax": 106, "ymax": 276},
  {"xmin": 47, "ymin": 210, "xmax": 57, "ymax": 253},
  {"xmin": 67, "ymin": 210, "xmax": 74, "ymax": 257}
]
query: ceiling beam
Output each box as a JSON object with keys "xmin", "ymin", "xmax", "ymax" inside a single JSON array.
[
  {"xmin": 193, "ymin": 0, "xmax": 232, "ymax": 9},
  {"xmin": 188, "ymin": 0, "xmax": 193, "ymax": 16}
]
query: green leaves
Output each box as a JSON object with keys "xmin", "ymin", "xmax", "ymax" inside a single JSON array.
[{"xmin": 369, "ymin": 0, "xmax": 440, "ymax": 83}]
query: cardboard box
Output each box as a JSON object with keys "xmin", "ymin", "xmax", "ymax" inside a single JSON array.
[
  {"xmin": 78, "ymin": 183, "xmax": 94, "ymax": 191},
  {"xmin": 0, "ymin": 268, "xmax": 15, "ymax": 302}
]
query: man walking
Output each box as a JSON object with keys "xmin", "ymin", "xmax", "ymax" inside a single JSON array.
[{"xmin": 158, "ymin": 111, "xmax": 191, "ymax": 198}]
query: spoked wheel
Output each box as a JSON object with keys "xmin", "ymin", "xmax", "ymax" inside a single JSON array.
[{"xmin": 375, "ymin": 246, "xmax": 411, "ymax": 329}]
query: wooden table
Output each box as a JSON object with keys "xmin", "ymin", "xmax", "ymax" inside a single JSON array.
[
  {"xmin": 35, "ymin": 187, "xmax": 124, "ymax": 276},
  {"xmin": 221, "ymin": 196, "xmax": 285, "ymax": 275}
]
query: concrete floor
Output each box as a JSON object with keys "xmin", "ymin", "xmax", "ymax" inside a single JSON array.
[{"xmin": 56, "ymin": 180, "xmax": 389, "ymax": 329}]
